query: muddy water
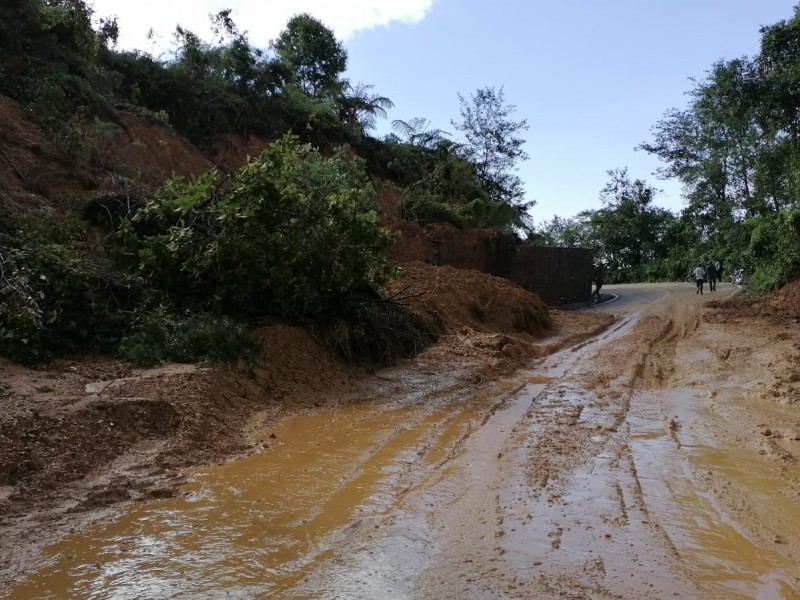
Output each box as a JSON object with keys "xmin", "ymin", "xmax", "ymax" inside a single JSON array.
[
  {"xmin": 629, "ymin": 389, "xmax": 800, "ymax": 599},
  {"xmin": 8, "ymin": 386, "xmax": 509, "ymax": 599},
  {"xmin": 9, "ymin": 287, "xmax": 800, "ymax": 599}
]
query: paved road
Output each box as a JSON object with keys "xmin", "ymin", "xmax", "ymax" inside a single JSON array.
[{"xmin": 590, "ymin": 281, "xmax": 737, "ymax": 314}]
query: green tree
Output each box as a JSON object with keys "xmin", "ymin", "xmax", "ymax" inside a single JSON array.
[
  {"xmin": 273, "ymin": 13, "xmax": 347, "ymax": 97},
  {"xmin": 451, "ymin": 86, "xmax": 531, "ymax": 207},
  {"xmin": 580, "ymin": 170, "xmax": 678, "ymax": 281},
  {"xmin": 533, "ymin": 215, "xmax": 590, "ymax": 247},
  {"xmin": 390, "ymin": 117, "xmax": 450, "ymax": 148},
  {"xmin": 337, "ymin": 82, "xmax": 394, "ymax": 131}
]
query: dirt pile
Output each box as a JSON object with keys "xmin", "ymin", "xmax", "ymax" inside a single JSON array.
[
  {"xmin": 708, "ymin": 279, "xmax": 800, "ymax": 323},
  {"xmin": 391, "ymin": 262, "xmax": 552, "ymax": 337},
  {"xmin": 92, "ymin": 109, "xmax": 212, "ymax": 186},
  {"xmin": 389, "ymin": 262, "xmax": 612, "ymax": 382},
  {"xmin": 0, "ymin": 265, "xmax": 599, "ymax": 518},
  {"xmin": 0, "ymin": 95, "xmax": 92, "ymax": 214},
  {"xmin": 0, "ymin": 325, "xmax": 363, "ymax": 511},
  {"xmin": 210, "ymin": 132, "xmax": 269, "ymax": 173},
  {"xmin": 384, "ymin": 217, "xmax": 514, "ymax": 269}
]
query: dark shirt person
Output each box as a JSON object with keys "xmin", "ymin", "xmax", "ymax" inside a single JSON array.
[{"xmin": 592, "ymin": 276, "xmax": 604, "ymax": 302}]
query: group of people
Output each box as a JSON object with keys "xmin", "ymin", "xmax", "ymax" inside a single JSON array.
[
  {"xmin": 692, "ymin": 259, "xmax": 722, "ymax": 295},
  {"xmin": 590, "ymin": 258, "xmax": 727, "ymax": 304}
]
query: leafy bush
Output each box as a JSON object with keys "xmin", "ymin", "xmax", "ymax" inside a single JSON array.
[
  {"xmin": 0, "ymin": 210, "xmax": 132, "ymax": 363},
  {"xmin": 745, "ymin": 210, "xmax": 800, "ymax": 294},
  {"xmin": 315, "ymin": 299, "xmax": 437, "ymax": 368},
  {"xmin": 120, "ymin": 134, "xmax": 395, "ymax": 321},
  {"xmin": 118, "ymin": 309, "xmax": 260, "ymax": 366},
  {"xmin": 398, "ymin": 188, "xmax": 464, "ymax": 228}
]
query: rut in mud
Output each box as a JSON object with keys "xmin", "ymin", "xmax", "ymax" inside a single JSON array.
[{"xmin": 5, "ymin": 282, "xmax": 800, "ymax": 599}]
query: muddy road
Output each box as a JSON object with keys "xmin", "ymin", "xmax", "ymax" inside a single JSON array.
[{"xmin": 7, "ymin": 282, "xmax": 800, "ymax": 599}]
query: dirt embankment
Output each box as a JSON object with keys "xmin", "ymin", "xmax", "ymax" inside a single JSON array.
[{"xmin": 0, "ymin": 94, "xmax": 267, "ymax": 218}]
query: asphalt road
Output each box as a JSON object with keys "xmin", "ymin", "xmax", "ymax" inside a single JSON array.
[{"xmin": 589, "ymin": 281, "xmax": 736, "ymax": 314}]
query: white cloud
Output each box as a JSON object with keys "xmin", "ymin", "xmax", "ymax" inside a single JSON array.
[{"xmin": 90, "ymin": 0, "xmax": 435, "ymax": 52}]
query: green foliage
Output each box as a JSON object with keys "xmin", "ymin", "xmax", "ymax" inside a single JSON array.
[
  {"xmin": 273, "ymin": 13, "xmax": 347, "ymax": 97},
  {"xmin": 118, "ymin": 309, "xmax": 260, "ymax": 366},
  {"xmin": 398, "ymin": 188, "xmax": 465, "ymax": 228},
  {"xmin": 743, "ymin": 209, "xmax": 800, "ymax": 293},
  {"xmin": 0, "ymin": 210, "xmax": 132, "ymax": 363},
  {"xmin": 314, "ymin": 297, "xmax": 437, "ymax": 368},
  {"xmin": 536, "ymin": 170, "xmax": 679, "ymax": 283},
  {"xmin": 452, "ymin": 86, "xmax": 531, "ymax": 209},
  {"xmin": 0, "ymin": 0, "xmax": 117, "ymax": 143},
  {"xmin": 390, "ymin": 117, "xmax": 450, "ymax": 148},
  {"xmin": 121, "ymin": 135, "xmax": 395, "ymax": 321},
  {"xmin": 636, "ymin": 9, "xmax": 800, "ymax": 290}
]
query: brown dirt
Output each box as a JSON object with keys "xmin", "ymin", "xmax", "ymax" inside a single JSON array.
[
  {"xmin": 10, "ymin": 280, "xmax": 800, "ymax": 597},
  {"xmin": 384, "ymin": 216, "xmax": 511, "ymax": 268},
  {"xmin": 92, "ymin": 109, "xmax": 213, "ymax": 185},
  {"xmin": 0, "ymin": 264, "xmax": 613, "ymax": 587},
  {"xmin": 210, "ymin": 132, "xmax": 269, "ymax": 173},
  {"xmin": 0, "ymin": 94, "xmax": 215, "ymax": 218},
  {"xmin": 0, "ymin": 95, "xmax": 93, "ymax": 214},
  {"xmin": 391, "ymin": 262, "xmax": 553, "ymax": 336},
  {"xmin": 708, "ymin": 279, "xmax": 800, "ymax": 323}
]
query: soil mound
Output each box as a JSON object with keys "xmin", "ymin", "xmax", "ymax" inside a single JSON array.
[
  {"xmin": 0, "ymin": 325, "xmax": 362, "ymax": 506},
  {"xmin": 210, "ymin": 132, "xmax": 269, "ymax": 173},
  {"xmin": 0, "ymin": 95, "xmax": 92, "ymax": 214},
  {"xmin": 763, "ymin": 279, "xmax": 800, "ymax": 317},
  {"xmin": 708, "ymin": 279, "xmax": 800, "ymax": 323},
  {"xmin": 390, "ymin": 262, "xmax": 552, "ymax": 337},
  {"xmin": 93, "ymin": 109, "xmax": 212, "ymax": 185}
]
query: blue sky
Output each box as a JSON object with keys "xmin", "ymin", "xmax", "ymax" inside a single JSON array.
[{"xmin": 96, "ymin": 0, "xmax": 798, "ymax": 222}]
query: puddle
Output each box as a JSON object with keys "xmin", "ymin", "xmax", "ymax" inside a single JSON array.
[
  {"xmin": 11, "ymin": 311, "xmax": 799, "ymax": 598},
  {"xmin": 527, "ymin": 376, "xmax": 556, "ymax": 385},
  {"xmin": 8, "ymin": 398, "xmax": 488, "ymax": 599},
  {"xmin": 629, "ymin": 390, "xmax": 800, "ymax": 599}
]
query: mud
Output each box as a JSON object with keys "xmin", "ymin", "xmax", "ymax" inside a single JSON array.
[{"xmin": 5, "ymin": 281, "xmax": 800, "ymax": 598}]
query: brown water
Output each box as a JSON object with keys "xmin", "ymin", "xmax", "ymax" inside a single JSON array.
[
  {"xmin": 629, "ymin": 389, "xmax": 800, "ymax": 599},
  {"xmin": 8, "ymin": 390, "xmax": 498, "ymax": 599}
]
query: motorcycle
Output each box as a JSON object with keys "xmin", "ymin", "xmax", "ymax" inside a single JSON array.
[{"xmin": 731, "ymin": 268, "xmax": 745, "ymax": 285}]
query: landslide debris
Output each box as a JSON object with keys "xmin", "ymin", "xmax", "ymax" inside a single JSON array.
[{"xmin": 391, "ymin": 262, "xmax": 552, "ymax": 337}]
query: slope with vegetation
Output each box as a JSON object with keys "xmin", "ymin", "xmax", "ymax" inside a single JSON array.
[{"xmin": 0, "ymin": 0, "xmax": 537, "ymax": 368}]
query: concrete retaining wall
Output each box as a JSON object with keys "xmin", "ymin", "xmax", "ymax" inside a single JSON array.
[{"xmin": 389, "ymin": 220, "xmax": 594, "ymax": 305}]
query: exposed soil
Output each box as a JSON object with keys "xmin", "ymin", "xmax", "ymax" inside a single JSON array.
[
  {"xmin": 8, "ymin": 281, "xmax": 800, "ymax": 599},
  {"xmin": 0, "ymin": 263, "xmax": 611, "ymax": 589},
  {"xmin": 6, "ymin": 281, "xmax": 800, "ymax": 598}
]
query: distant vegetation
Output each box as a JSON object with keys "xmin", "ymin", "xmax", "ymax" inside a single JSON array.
[{"xmin": 535, "ymin": 9, "xmax": 800, "ymax": 292}]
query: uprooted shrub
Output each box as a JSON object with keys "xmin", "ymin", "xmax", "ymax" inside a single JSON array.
[
  {"xmin": 117, "ymin": 308, "xmax": 261, "ymax": 366},
  {"xmin": 311, "ymin": 286, "xmax": 438, "ymax": 368},
  {"xmin": 116, "ymin": 135, "xmax": 436, "ymax": 365},
  {"xmin": 398, "ymin": 187, "xmax": 465, "ymax": 229},
  {"xmin": 120, "ymin": 134, "xmax": 396, "ymax": 320},
  {"xmin": 0, "ymin": 210, "xmax": 132, "ymax": 363}
]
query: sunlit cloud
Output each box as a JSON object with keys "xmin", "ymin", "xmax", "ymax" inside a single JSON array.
[{"xmin": 90, "ymin": 0, "xmax": 436, "ymax": 52}]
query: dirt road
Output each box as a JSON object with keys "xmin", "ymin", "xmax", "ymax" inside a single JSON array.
[{"xmin": 7, "ymin": 282, "xmax": 800, "ymax": 598}]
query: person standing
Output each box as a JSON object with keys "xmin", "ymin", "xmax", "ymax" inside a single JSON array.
[
  {"xmin": 592, "ymin": 275, "xmax": 604, "ymax": 303},
  {"xmin": 693, "ymin": 265, "xmax": 706, "ymax": 295},
  {"xmin": 706, "ymin": 261, "xmax": 717, "ymax": 292}
]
